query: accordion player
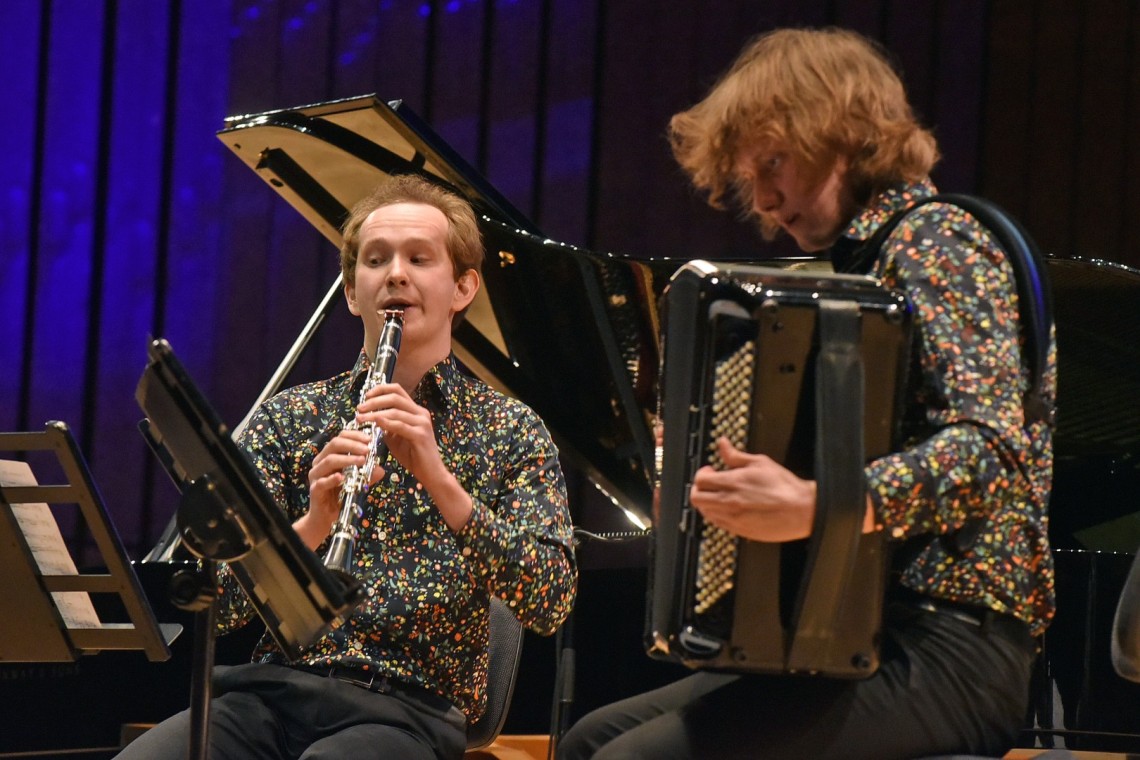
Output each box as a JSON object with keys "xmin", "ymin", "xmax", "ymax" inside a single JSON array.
[{"xmin": 645, "ymin": 260, "xmax": 912, "ymax": 678}]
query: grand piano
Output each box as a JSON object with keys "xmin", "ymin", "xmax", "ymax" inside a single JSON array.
[{"xmin": 1, "ymin": 95, "xmax": 1139, "ymax": 757}]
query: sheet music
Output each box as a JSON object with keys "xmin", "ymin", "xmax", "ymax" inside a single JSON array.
[{"xmin": 0, "ymin": 460, "xmax": 102, "ymax": 628}]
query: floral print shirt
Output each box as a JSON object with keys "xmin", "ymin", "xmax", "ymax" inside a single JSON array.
[
  {"xmin": 215, "ymin": 352, "xmax": 577, "ymax": 719},
  {"xmin": 834, "ymin": 178, "xmax": 1056, "ymax": 636}
]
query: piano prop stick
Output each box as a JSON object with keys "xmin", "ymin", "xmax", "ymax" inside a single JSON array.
[{"xmin": 646, "ymin": 261, "xmax": 911, "ymax": 678}]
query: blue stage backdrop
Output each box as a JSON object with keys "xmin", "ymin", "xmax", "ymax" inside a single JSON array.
[{"xmin": 2, "ymin": 0, "xmax": 1138, "ymax": 559}]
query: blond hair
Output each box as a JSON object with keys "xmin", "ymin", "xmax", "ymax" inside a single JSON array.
[{"xmin": 339, "ymin": 174, "xmax": 484, "ymax": 286}]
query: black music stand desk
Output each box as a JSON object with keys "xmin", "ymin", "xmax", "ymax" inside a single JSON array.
[{"xmin": 134, "ymin": 337, "xmax": 363, "ymax": 759}]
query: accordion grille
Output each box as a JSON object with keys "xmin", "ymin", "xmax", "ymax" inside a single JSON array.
[{"xmin": 693, "ymin": 340, "xmax": 755, "ymax": 614}]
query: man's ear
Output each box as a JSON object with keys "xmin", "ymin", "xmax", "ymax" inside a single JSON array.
[
  {"xmin": 451, "ymin": 268, "xmax": 480, "ymax": 313},
  {"xmin": 345, "ymin": 280, "xmax": 360, "ymax": 316}
]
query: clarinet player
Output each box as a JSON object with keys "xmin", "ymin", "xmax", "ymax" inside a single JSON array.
[{"xmin": 117, "ymin": 174, "xmax": 577, "ymax": 760}]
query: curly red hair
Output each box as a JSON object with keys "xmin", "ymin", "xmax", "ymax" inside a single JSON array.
[{"xmin": 670, "ymin": 27, "xmax": 939, "ymax": 233}]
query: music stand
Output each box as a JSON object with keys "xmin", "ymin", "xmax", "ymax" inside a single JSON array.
[
  {"xmin": 134, "ymin": 337, "xmax": 365, "ymax": 759},
  {"xmin": 0, "ymin": 421, "xmax": 179, "ymax": 663}
]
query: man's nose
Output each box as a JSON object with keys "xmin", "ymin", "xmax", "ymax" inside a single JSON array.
[
  {"xmin": 386, "ymin": 255, "xmax": 409, "ymax": 285},
  {"xmin": 752, "ymin": 178, "xmax": 779, "ymax": 214}
]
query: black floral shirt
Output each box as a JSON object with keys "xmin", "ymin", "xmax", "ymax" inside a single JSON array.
[
  {"xmin": 215, "ymin": 352, "xmax": 577, "ymax": 719},
  {"xmin": 835, "ymin": 179, "xmax": 1056, "ymax": 636}
]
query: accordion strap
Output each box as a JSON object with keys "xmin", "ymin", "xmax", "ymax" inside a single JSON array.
[
  {"xmin": 841, "ymin": 193, "xmax": 1053, "ymax": 425},
  {"xmin": 787, "ymin": 300, "xmax": 868, "ymax": 671}
]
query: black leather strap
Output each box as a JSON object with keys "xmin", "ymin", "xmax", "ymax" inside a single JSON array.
[
  {"xmin": 292, "ymin": 663, "xmax": 454, "ymax": 711},
  {"xmin": 787, "ymin": 300, "xmax": 868, "ymax": 671},
  {"xmin": 891, "ymin": 589, "xmax": 1036, "ymax": 653},
  {"xmin": 840, "ymin": 193, "xmax": 1053, "ymax": 425}
]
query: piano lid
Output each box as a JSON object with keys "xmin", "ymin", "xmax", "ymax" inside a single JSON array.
[
  {"xmin": 217, "ymin": 95, "xmax": 669, "ymax": 526},
  {"xmin": 219, "ymin": 95, "xmax": 538, "ymax": 242},
  {"xmin": 1048, "ymin": 256, "xmax": 1140, "ymax": 459}
]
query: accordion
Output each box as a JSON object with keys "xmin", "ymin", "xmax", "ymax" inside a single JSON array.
[{"xmin": 645, "ymin": 260, "xmax": 912, "ymax": 678}]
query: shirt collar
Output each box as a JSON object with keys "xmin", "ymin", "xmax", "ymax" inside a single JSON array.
[
  {"xmin": 348, "ymin": 349, "xmax": 372, "ymax": 395},
  {"xmin": 829, "ymin": 177, "xmax": 938, "ymax": 272},
  {"xmin": 418, "ymin": 354, "xmax": 461, "ymax": 412},
  {"xmin": 347, "ymin": 348, "xmax": 459, "ymax": 411}
]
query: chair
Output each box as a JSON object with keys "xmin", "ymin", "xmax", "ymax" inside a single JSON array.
[
  {"xmin": 1111, "ymin": 546, "xmax": 1140, "ymax": 683},
  {"xmin": 466, "ymin": 595, "xmax": 526, "ymax": 752}
]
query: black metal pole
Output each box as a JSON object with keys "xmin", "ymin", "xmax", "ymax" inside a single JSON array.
[{"xmin": 183, "ymin": 559, "xmax": 217, "ymax": 760}]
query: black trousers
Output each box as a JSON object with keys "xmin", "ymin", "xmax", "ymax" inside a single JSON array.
[
  {"xmin": 113, "ymin": 663, "xmax": 467, "ymax": 760},
  {"xmin": 556, "ymin": 603, "xmax": 1037, "ymax": 760}
]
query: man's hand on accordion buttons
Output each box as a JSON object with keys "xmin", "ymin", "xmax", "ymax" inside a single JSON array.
[{"xmin": 690, "ymin": 436, "xmax": 817, "ymax": 542}]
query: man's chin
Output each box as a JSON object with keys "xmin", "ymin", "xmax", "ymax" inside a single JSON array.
[
  {"xmin": 799, "ymin": 241, "xmax": 829, "ymax": 254},
  {"xmin": 794, "ymin": 230, "xmax": 842, "ymax": 254},
  {"xmin": 755, "ymin": 216, "xmax": 781, "ymax": 242}
]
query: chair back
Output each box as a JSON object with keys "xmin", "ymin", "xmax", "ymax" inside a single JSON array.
[
  {"xmin": 1113, "ymin": 549, "xmax": 1140, "ymax": 683},
  {"xmin": 466, "ymin": 596, "xmax": 525, "ymax": 750}
]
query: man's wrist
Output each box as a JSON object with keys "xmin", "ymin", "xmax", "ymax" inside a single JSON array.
[
  {"xmin": 293, "ymin": 510, "xmax": 330, "ymax": 551},
  {"xmin": 427, "ymin": 471, "xmax": 473, "ymax": 533}
]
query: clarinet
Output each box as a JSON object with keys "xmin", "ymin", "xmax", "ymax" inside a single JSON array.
[{"xmin": 323, "ymin": 309, "xmax": 404, "ymax": 580}]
